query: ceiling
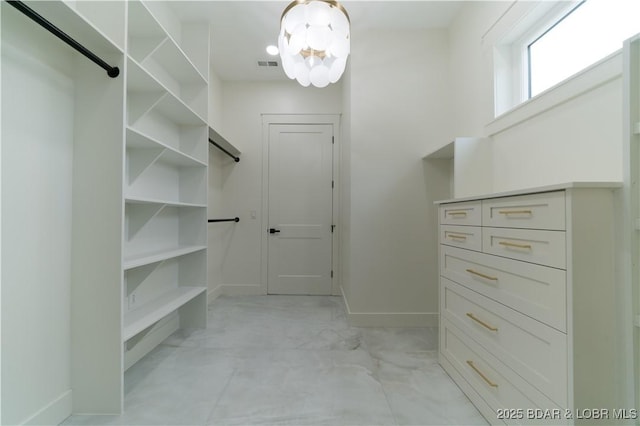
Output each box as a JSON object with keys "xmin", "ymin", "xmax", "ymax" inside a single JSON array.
[{"xmin": 171, "ymin": 1, "xmax": 464, "ymax": 82}]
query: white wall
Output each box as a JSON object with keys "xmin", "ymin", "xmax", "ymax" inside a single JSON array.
[
  {"xmin": 215, "ymin": 80, "xmax": 342, "ymax": 295},
  {"xmin": 208, "ymin": 69, "xmax": 223, "ymax": 131},
  {"xmin": 342, "ymin": 28, "xmax": 452, "ymax": 326},
  {"xmin": 490, "ymin": 75, "xmax": 622, "ymax": 191},
  {"xmin": 448, "ymin": 1, "xmax": 509, "ymax": 140},
  {"xmin": 208, "ymin": 146, "xmax": 228, "ymax": 300},
  {"xmin": 340, "ymin": 63, "xmax": 352, "ymax": 308},
  {"xmin": 448, "ymin": 1, "xmax": 623, "ymax": 194},
  {"xmin": 1, "ymin": 6, "xmax": 73, "ymax": 424},
  {"xmin": 208, "ymin": 70, "xmax": 225, "ymax": 299}
]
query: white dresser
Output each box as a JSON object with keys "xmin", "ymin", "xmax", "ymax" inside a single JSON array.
[{"xmin": 437, "ymin": 184, "xmax": 624, "ymax": 425}]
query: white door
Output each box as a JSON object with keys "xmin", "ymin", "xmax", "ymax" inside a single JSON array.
[{"xmin": 267, "ymin": 124, "xmax": 333, "ymax": 295}]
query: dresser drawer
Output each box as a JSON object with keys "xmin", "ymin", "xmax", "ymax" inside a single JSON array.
[
  {"xmin": 440, "ymin": 201, "xmax": 482, "ymax": 226},
  {"xmin": 441, "ymin": 279, "xmax": 568, "ymax": 405},
  {"xmin": 440, "ymin": 225, "xmax": 482, "ymax": 251},
  {"xmin": 482, "ymin": 227, "xmax": 566, "ymax": 269},
  {"xmin": 482, "ymin": 192, "xmax": 565, "ymax": 230},
  {"xmin": 440, "ymin": 319, "xmax": 562, "ymax": 425},
  {"xmin": 440, "ymin": 246, "xmax": 566, "ymax": 332}
]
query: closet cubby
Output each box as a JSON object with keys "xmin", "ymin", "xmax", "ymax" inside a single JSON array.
[
  {"xmin": 123, "ymin": 250, "xmax": 206, "ymax": 341},
  {"xmin": 127, "ymin": 63, "xmax": 204, "ymax": 126},
  {"xmin": 127, "ymin": 0, "xmax": 207, "ymax": 119},
  {"xmin": 127, "ymin": 92, "xmax": 207, "ymax": 163},
  {"xmin": 124, "ymin": 202, "xmax": 206, "ymax": 264},
  {"xmin": 125, "ymin": 135, "xmax": 207, "ymax": 205},
  {"xmin": 123, "ymin": 250, "xmax": 206, "ymax": 371}
]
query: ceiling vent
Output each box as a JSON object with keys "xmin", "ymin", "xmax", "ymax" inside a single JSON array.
[{"xmin": 258, "ymin": 60, "xmax": 279, "ymax": 67}]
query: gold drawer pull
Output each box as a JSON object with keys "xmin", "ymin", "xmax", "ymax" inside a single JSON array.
[
  {"xmin": 498, "ymin": 241, "xmax": 532, "ymax": 249},
  {"xmin": 447, "ymin": 234, "xmax": 467, "ymax": 241},
  {"xmin": 467, "ymin": 360, "xmax": 498, "ymax": 388},
  {"xmin": 466, "ymin": 313, "xmax": 498, "ymax": 332},
  {"xmin": 466, "ymin": 269, "xmax": 498, "ymax": 281},
  {"xmin": 498, "ymin": 209, "xmax": 532, "ymax": 215},
  {"xmin": 447, "ymin": 211, "xmax": 467, "ymax": 217}
]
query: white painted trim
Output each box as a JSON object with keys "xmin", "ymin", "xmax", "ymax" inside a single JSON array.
[
  {"xmin": 435, "ymin": 181, "xmax": 622, "ymax": 205},
  {"xmin": 207, "ymin": 285, "xmax": 223, "ymax": 304},
  {"xmin": 216, "ymin": 284, "xmax": 265, "ymax": 297},
  {"xmin": 261, "ymin": 114, "xmax": 341, "ymax": 296},
  {"xmin": 21, "ymin": 390, "xmax": 72, "ymax": 426},
  {"xmin": 341, "ymin": 286, "xmax": 438, "ymax": 328},
  {"xmin": 486, "ymin": 50, "xmax": 623, "ymax": 136}
]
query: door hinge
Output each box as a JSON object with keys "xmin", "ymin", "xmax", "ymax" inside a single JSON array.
[
  {"xmin": 332, "ymin": 180, "xmax": 334, "ymax": 188},
  {"xmin": 331, "ymin": 224, "xmax": 335, "ymax": 233},
  {"xmin": 332, "ymin": 136, "xmax": 335, "ymax": 144},
  {"xmin": 331, "ymin": 270, "xmax": 334, "ymax": 278}
]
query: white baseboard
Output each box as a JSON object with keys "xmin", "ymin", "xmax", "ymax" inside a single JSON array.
[
  {"xmin": 22, "ymin": 389, "xmax": 72, "ymax": 426},
  {"xmin": 208, "ymin": 285, "xmax": 223, "ymax": 304},
  {"xmin": 341, "ymin": 287, "xmax": 439, "ymax": 327},
  {"xmin": 208, "ymin": 284, "xmax": 264, "ymax": 304},
  {"xmin": 217, "ymin": 284, "xmax": 265, "ymax": 297}
]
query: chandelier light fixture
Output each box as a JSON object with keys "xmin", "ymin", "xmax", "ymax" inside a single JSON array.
[{"xmin": 278, "ymin": 0, "xmax": 350, "ymax": 88}]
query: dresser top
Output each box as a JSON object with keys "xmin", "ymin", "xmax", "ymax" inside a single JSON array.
[{"xmin": 435, "ymin": 181, "xmax": 622, "ymax": 204}]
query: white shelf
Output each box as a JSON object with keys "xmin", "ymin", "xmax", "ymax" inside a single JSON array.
[
  {"xmin": 63, "ymin": 1, "xmax": 126, "ymax": 52},
  {"xmin": 150, "ymin": 37, "xmax": 207, "ymax": 86},
  {"xmin": 127, "ymin": 57, "xmax": 165, "ymax": 92},
  {"xmin": 127, "ymin": 59, "xmax": 205, "ymax": 127},
  {"xmin": 27, "ymin": 1, "xmax": 124, "ymax": 57},
  {"xmin": 127, "ymin": 1, "xmax": 165, "ymax": 46},
  {"xmin": 126, "ymin": 127, "xmax": 206, "ymax": 167},
  {"xmin": 123, "ymin": 286, "xmax": 206, "ymax": 341},
  {"xmin": 423, "ymin": 140, "xmax": 454, "ymax": 160},
  {"xmin": 127, "ymin": 0, "xmax": 207, "ymax": 120},
  {"xmin": 208, "ymin": 126, "xmax": 241, "ymax": 158},
  {"xmin": 124, "ymin": 196, "xmax": 206, "ymax": 208},
  {"xmin": 124, "ymin": 245, "xmax": 206, "ymax": 270},
  {"xmin": 127, "ymin": 57, "xmax": 206, "ymax": 121}
]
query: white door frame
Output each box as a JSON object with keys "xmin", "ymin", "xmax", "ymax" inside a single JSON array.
[{"xmin": 261, "ymin": 114, "xmax": 341, "ymax": 296}]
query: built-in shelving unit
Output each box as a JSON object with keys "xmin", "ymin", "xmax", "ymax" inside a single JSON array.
[
  {"xmin": 65, "ymin": 0, "xmax": 210, "ymax": 414},
  {"xmin": 122, "ymin": 0, "xmax": 209, "ymax": 378}
]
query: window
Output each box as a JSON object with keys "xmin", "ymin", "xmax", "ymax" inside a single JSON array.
[
  {"xmin": 493, "ymin": 0, "xmax": 640, "ymax": 116},
  {"xmin": 528, "ymin": 0, "xmax": 640, "ymax": 97}
]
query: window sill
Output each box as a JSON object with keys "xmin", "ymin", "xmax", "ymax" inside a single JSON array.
[{"xmin": 486, "ymin": 49, "xmax": 623, "ymax": 137}]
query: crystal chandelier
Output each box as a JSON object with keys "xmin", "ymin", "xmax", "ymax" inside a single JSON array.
[{"xmin": 278, "ymin": 0, "xmax": 350, "ymax": 88}]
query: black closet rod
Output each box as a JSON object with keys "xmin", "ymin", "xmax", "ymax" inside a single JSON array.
[
  {"xmin": 209, "ymin": 139, "xmax": 240, "ymax": 163},
  {"xmin": 6, "ymin": 0, "xmax": 120, "ymax": 78},
  {"xmin": 208, "ymin": 217, "xmax": 240, "ymax": 223}
]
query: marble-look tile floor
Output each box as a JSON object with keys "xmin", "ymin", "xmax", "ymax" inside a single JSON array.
[{"xmin": 63, "ymin": 295, "xmax": 487, "ymax": 426}]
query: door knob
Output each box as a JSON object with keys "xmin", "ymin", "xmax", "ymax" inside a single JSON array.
[{"xmin": 269, "ymin": 228, "xmax": 281, "ymax": 234}]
